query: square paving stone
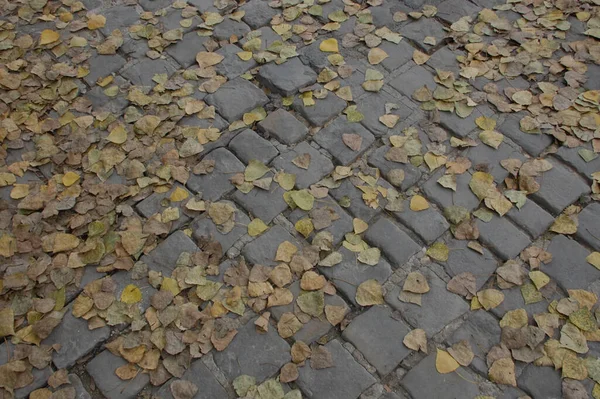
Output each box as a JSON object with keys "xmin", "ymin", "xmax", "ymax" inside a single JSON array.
[
  {"xmin": 475, "ymin": 214, "xmax": 531, "ymax": 260},
  {"xmin": 299, "ymin": 39, "xmax": 336, "ymax": 70},
  {"xmin": 240, "ymin": 26, "xmax": 282, "ymax": 51},
  {"xmin": 240, "ymin": 0, "xmax": 278, "ymax": 29},
  {"xmin": 392, "ymin": 199, "xmax": 449, "ymax": 244},
  {"xmin": 358, "ymin": 92, "xmax": 414, "ymax": 137},
  {"xmin": 555, "ymin": 142, "xmax": 600, "ymax": 181},
  {"xmin": 379, "ymin": 40, "xmax": 416, "ymax": 73},
  {"xmin": 215, "ymin": 44, "xmax": 258, "ymax": 79},
  {"xmin": 159, "ymin": 10, "xmax": 200, "ymax": 34},
  {"xmin": 87, "ymin": 350, "xmax": 150, "ymax": 399},
  {"xmin": 296, "ymin": 339, "xmax": 377, "ymax": 399},
  {"xmin": 139, "ymin": 0, "xmax": 171, "ymax": 11},
  {"xmin": 269, "ymin": 281, "xmax": 348, "ymax": 343},
  {"xmin": 368, "ymin": 145, "xmax": 422, "ymax": 191},
  {"xmin": 584, "ymin": 63, "xmax": 600, "ymax": 91},
  {"xmin": 228, "ymin": 128, "xmax": 278, "ymax": 164},
  {"xmin": 121, "ymin": 36, "xmax": 150, "ymax": 59},
  {"xmin": 342, "ymin": 306, "xmax": 411, "ymax": 376},
  {"xmin": 506, "ymin": 199, "xmax": 554, "ymax": 238},
  {"xmin": 288, "ymin": 195, "xmax": 353, "ymax": 246},
  {"xmin": 68, "ymin": 374, "xmax": 91, "ymax": 399},
  {"xmin": 440, "ymin": 238, "xmax": 498, "ymax": 291},
  {"xmin": 497, "ymin": 113, "xmax": 553, "ymax": 157},
  {"xmin": 490, "ymin": 284, "xmax": 559, "ymax": 320},
  {"xmin": 212, "ymin": 18, "xmax": 251, "ymax": 41},
  {"xmin": 329, "ymin": 177, "xmax": 384, "ymax": 222},
  {"xmin": 241, "ymin": 224, "xmax": 303, "ymax": 266},
  {"xmin": 530, "ymin": 157, "xmax": 590, "ymax": 215},
  {"xmin": 191, "ymin": 200, "xmax": 250, "ymax": 253},
  {"xmin": 517, "ymin": 365, "xmax": 562, "ymax": 399},
  {"xmin": 401, "ymin": 353, "xmax": 482, "ymax": 398},
  {"xmin": 421, "ymin": 169, "xmax": 480, "ymax": 212},
  {"xmin": 187, "ymin": 0, "xmax": 219, "ymax": 12},
  {"xmin": 292, "ymin": 89, "xmax": 347, "ymax": 127},
  {"xmin": 426, "ymin": 46, "xmax": 465, "ymax": 75},
  {"xmin": 85, "ymin": 76, "xmax": 130, "ymax": 116},
  {"xmin": 135, "ymin": 184, "xmax": 193, "ymax": 231},
  {"xmin": 141, "ymin": 230, "xmax": 200, "ymax": 276},
  {"xmin": 401, "ymin": 18, "xmax": 446, "ymax": 50},
  {"xmin": 178, "ymin": 111, "xmax": 228, "ymax": 131},
  {"xmin": 438, "ymin": 104, "xmax": 495, "ymax": 138},
  {"xmin": 154, "ymin": 359, "xmax": 228, "ymax": 399},
  {"xmin": 121, "ymin": 59, "xmax": 178, "ymax": 87},
  {"xmin": 364, "ymin": 217, "xmax": 421, "ymax": 268},
  {"xmin": 83, "ymin": 53, "xmax": 126, "ymax": 86},
  {"xmin": 545, "ymin": 234, "xmax": 600, "ymax": 291},
  {"xmin": 0, "ymin": 342, "xmax": 53, "ymax": 399},
  {"xmin": 385, "ymin": 267, "xmax": 469, "ymax": 335},
  {"xmin": 258, "ymin": 108, "xmax": 308, "ymax": 145},
  {"xmin": 99, "ymin": 6, "xmax": 139, "ymax": 36},
  {"xmin": 258, "ymin": 57, "xmax": 317, "ymax": 96},
  {"xmin": 436, "ymin": 0, "xmax": 482, "ymax": 22},
  {"xmin": 575, "ymin": 202, "xmax": 600, "ymax": 251},
  {"xmin": 186, "ymin": 148, "xmax": 245, "ymax": 200},
  {"xmin": 463, "ymin": 140, "xmax": 525, "ymax": 183},
  {"xmin": 232, "ymin": 173, "xmax": 289, "ymax": 224},
  {"xmin": 213, "ymin": 316, "xmax": 291, "ymax": 383},
  {"xmin": 313, "ymin": 116, "xmax": 375, "ymax": 165},
  {"xmin": 272, "ymin": 141, "xmax": 334, "ymax": 189},
  {"xmin": 389, "ymin": 65, "xmax": 436, "ymax": 100},
  {"xmin": 447, "ymin": 310, "xmax": 501, "ymax": 375},
  {"xmin": 205, "ymin": 78, "xmax": 269, "ymax": 122},
  {"xmin": 166, "ymin": 32, "xmax": 211, "ymax": 68},
  {"xmin": 320, "ymin": 247, "xmax": 393, "ymax": 306}
]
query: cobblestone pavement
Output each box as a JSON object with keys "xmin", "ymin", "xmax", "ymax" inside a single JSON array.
[{"xmin": 1, "ymin": 0, "xmax": 600, "ymax": 398}]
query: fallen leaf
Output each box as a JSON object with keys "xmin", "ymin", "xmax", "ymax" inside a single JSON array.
[
  {"xmin": 436, "ymin": 349, "xmax": 460, "ymax": 374},
  {"xmin": 403, "ymin": 329, "xmax": 427, "ymax": 353},
  {"xmin": 319, "ymin": 38, "xmax": 339, "ymax": 53},
  {"xmin": 410, "ymin": 195, "xmax": 429, "ymax": 211},
  {"xmin": 356, "ymin": 279, "xmax": 384, "ymax": 306},
  {"xmin": 368, "ymin": 48, "xmax": 388, "ymax": 65}
]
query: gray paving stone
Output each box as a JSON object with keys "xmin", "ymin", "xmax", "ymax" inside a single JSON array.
[
  {"xmin": 545, "ymin": 234, "xmax": 600, "ymax": 291},
  {"xmin": 575, "ymin": 202, "xmax": 600, "ymax": 251},
  {"xmin": 166, "ymin": 32, "xmax": 211, "ymax": 68},
  {"xmin": 136, "ymin": 184, "xmax": 193, "ymax": 231},
  {"xmin": 364, "ymin": 217, "xmax": 421, "ymax": 268},
  {"xmin": 530, "ymin": 158, "xmax": 590, "ymax": 214},
  {"xmin": 358, "ymin": 92, "xmax": 414, "ymax": 137},
  {"xmin": 228, "ymin": 128, "xmax": 278, "ymax": 164},
  {"xmin": 472, "ymin": 74, "xmax": 531, "ymax": 93},
  {"xmin": 215, "ymin": 44, "xmax": 258, "ymax": 79},
  {"xmin": 191, "ymin": 200, "xmax": 250, "ymax": 252},
  {"xmin": 463, "ymin": 140, "xmax": 525, "ymax": 183},
  {"xmin": 232, "ymin": 173, "xmax": 289, "ymax": 223},
  {"xmin": 426, "ymin": 46, "xmax": 464, "ymax": 76},
  {"xmin": 441, "ymin": 238, "xmax": 498, "ymax": 291},
  {"xmin": 186, "ymin": 148, "xmax": 245, "ymax": 200},
  {"xmin": 517, "ymin": 365, "xmax": 562, "ymax": 399},
  {"xmin": 288, "ymin": 196, "xmax": 353, "ymax": 245},
  {"xmin": 99, "ymin": 5, "xmax": 139, "ymax": 36},
  {"xmin": 154, "ymin": 359, "xmax": 228, "ymax": 399},
  {"xmin": 120, "ymin": 36, "xmax": 150, "ymax": 59},
  {"xmin": 490, "ymin": 284, "xmax": 559, "ymax": 320},
  {"xmin": 386, "ymin": 267, "xmax": 469, "ymax": 335},
  {"xmin": 258, "ymin": 57, "xmax": 317, "ymax": 96},
  {"xmin": 178, "ymin": 111, "xmax": 228, "ymax": 131},
  {"xmin": 205, "ymin": 78, "xmax": 269, "ymax": 122},
  {"xmin": 497, "ymin": 113, "xmax": 553, "ymax": 157},
  {"xmin": 392, "ymin": 199, "xmax": 449, "ymax": 244},
  {"xmin": 381, "ymin": 393, "xmax": 406, "ymax": 399},
  {"xmin": 69, "ymin": 374, "xmax": 92, "ymax": 399},
  {"xmin": 299, "ymin": 39, "xmax": 334, "ymax": 70},
  {"xmin": 272, "ymin": 141, "xmax": 334, "ymax": 189},
  {"xmin": 121, "ymin": 59, "xmax": 177, "ymax": 87},
  {"xmin": 379, "ymin": 40, "xmax": 415, "ymax": 72},
  {"xmin": 555, "ymin": 142, "xmax": 600, "ymax": 181},
  {"xmin": 329, "ymin": 177, "xmax": 384, "ymax": 222},
  {"xmin": 83, "ymin": 53, "xmax": 126, "ymax": 86},
  {"xmin": 401, "ymin": 18, "xmax": 446, "ymax": 50},
  {"xmin": 320, "ymin": 247, "xmax": 392, "ymax": 306},
  {"xmin": 258, "ymin": 109, "xmax": 308, "ymax": 145},
  {"xmin": 241, "ymin": 224, "xmax": 303, "ymax": 266},
  {"xmin": 139, "ymin": 0, "xmax": 170, "ymax": 11},
  {"xmin": 476, "ymin": 214, "xmax": 531, "ymax": 260},
  {"xmin": 85, "ymin": 76, "xmax": 129, "ymax": 116},
  {"xmin": 269, "ymin": 281, "xmax": 348, "ymax": 343},
  {"xmin": 389, "ymin": 65, "xmax": 436, "ymax": 100},
  {"xmin": 0, "ymin": 342, "xmax": 53, "ymax": 399},
  {"xmin": 213, "ymin": 316, "xmax": 291, "ymax": 382},
  {"xmin": 141, "ymin": 230, "xmax": 200, "ymax": 276},
  {"xmin": 343, "ymin": 305, "xmax": 411, "ymax": 375},
  {"xmin": 297, "ymin": 339, "xmax": 377, "ymax": 399},
  {"xmin": 368, "ymin": 145, "xmax": 422, "ymax": 191},
  {"xmin": 240, "ymin": 0, "xmax": 278, "ymax": 29},
  {"xmin": 421, "ymin": 170, "xmax": 480, "ymax": 212},
  {"xmin": 584, "ymin": 63, "xmax": 600, "ymax": 90},
  {"xmin": 45, "ymin": 303, "xmax": 110, "ymax": 369},
  {"xmin": 212, "ymin": 18, "xmax": 251, "ymax": 41},
  {"xmin": 370, "ymin": 1, "xmax": 412, "ymax": 28},
  {"xmin": 159, "ymin": 10, "xmax": 200, "ymax": 34},
  {"xmin": 314, "ymin": 116, "xmax": 375, "ymax": 165},
  {"xmin": 447, "ymin": 310, "xmax": 501, "ymax": 375},
  {"xmin": 437, "ymin": 0, "xmax": 482, "ymax": 22},
  {"xmin": 241, "ymin": 26, "xmax": 282, "ymax": 51},
  {"xmin": 87, "ymin": 350, "xmax": 150, "ymax": 399},
  {"xmin": 292, "ymin": 89, "xmax": 347, "ymax": 127},
  {"xmin": 506, "ymin": 199, "xmax": 554, "ymax": 238},
  {"xmin": 401, "ymin": 353, "xmax": 481, "ymax": 398},
  {"xmin": 187, "ymin": 0, "xmax": 219, "ymax": 13},
  {"xmin": 438, "ymin": 104, "xmax": 495, "ymax": 138}
]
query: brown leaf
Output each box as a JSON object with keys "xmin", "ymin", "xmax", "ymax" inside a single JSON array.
[
  {"xmin": 311, "ymin": 345, "xmax": 333, "ymax": 369},
  {"xmin": 403, "ymin": 329, "xmax": 428, "ymax": 353},
  {"xmin": 292, "ymin": 153, "xmax": 311, "ymax": 169},
  {"xmin": 342, "ymin": 133, "xmax": 362, "ymax": 151},
  {"xmin": 170, "ymin": 380, "xmax": 199, "ymax": 399},
  {"xmin": 280, "ymin": 363, "xmax": 299, "ymax": 383}
]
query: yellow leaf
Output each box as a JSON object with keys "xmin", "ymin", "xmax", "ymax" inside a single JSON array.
[
  {"xmin": 196, "ymin": 51, "xmax": 224, "ymax": 68},
  {"xmin": 356, "ymin": 279, "xmax": 384, "ymax": 306},
  {"xmin": 426, "ymin": 242, "xmax": 449, "ymax": 262},
  {"xmin": 475, "ymin": 116, "xmax": 497, "ymax": 130},
  {"xmin": 436, "ymin": 349, "xmax": 460, "ymax": 374},
  {"xmin": 87, "ymin": 14, "xmax": 106, "ymax": 30},
  {"xmin": 107, "ymin": 125, "xmax": 128, "ymax": 144},
  {"xmin": 353, "ymin": 218, "xmax": 369, "ymax": 234},
  {"xmin": 39, "ymin": 29, "xmax": 60, "ymax": 45},
  {"xmin": 169, "ymin": 186, "xmax": 189, "ymax": 202},
  {"xmin": 295, "ymin": 218, "xmax": 314, "ymax": 238},
  {"xmin": 237, "ymin": 51, "xmax": 253, "ymax": 61},
  {"xmin": 476, "ymin": 289, "xmax": 504, "ymax": 310},
  {"xmin": 410, "ymin": 195, "xmax": 429, "ymax": 211},
  {"xmin": 587, "ymin": 252, "xmax": 600, "ymax": 270},
  {"xmin": 275, "ymin": 241, "xmax": 298, "ymax": 262},
  {"xmin": 319, "ymin": 38, "xmax": 339, "ymax": 53},
  {"xmin": 413, "ymin": 49, "xmax": 430, "ymax": 65},
  {"xmin": 550, "ymin": 214, "xmax": 578, "ymax": 235},
  {"xmin": 248, "ymin": 218, "xmax": 269, "ymax": 237},
  {"xmin": 10, "ymin": 184, "xmax": 29, "ymax": 199},
  {"xmin": 121, "ymin": 284, "xmax": 142, "ymax": 304},
  {"xmin": 529, "ymin": 270, "xmax": 550, "ymax": 290},
  {"xmin": 368, "ymin": 47, "xmax": 388, "ymax": 65},
  {"xmin": 62, "ymin": 171, "xmax": 80, "ymax": 187},
  {"xmin": 161, "ymin": 277, "xmax": 180, "ymax": 296}
]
